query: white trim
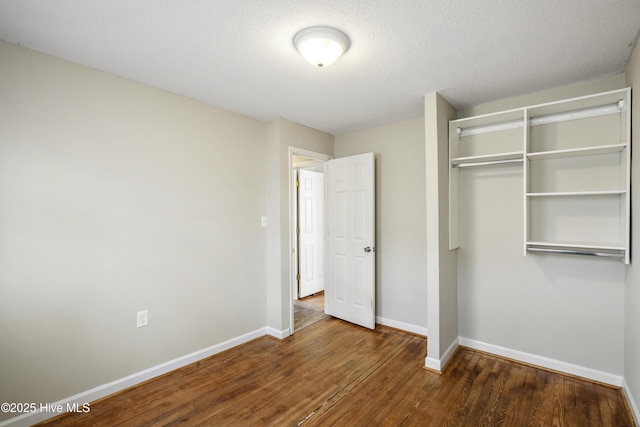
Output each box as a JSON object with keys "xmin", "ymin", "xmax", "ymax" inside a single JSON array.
[
  {"xmin": 266, "ymin": 326, "xmax": 290, "ymax": 340},
  {"xmin": 441, "ymin": 337, "xmax": 459, "ymax": 369},
  {"xmin": 376, "ymin": 316, "xmax": 428, "ymax": 336},
  {"xmin": 424, "ymin": 337, "xmax": 459, "ymax": 373},
  {"xmin": 0, "ymin": 327, "xmax": 267, "ymax": 427},
  {"xmin": 622, "ymin": 377, "xmax": 640, "ymax": 426},
  {"xmin": 458, "ymin": 337, "xmax": 623, "ymax": 386},
  {"xmin": 424, "ymin": 356, "xmax": 442, "ymax": 372}
]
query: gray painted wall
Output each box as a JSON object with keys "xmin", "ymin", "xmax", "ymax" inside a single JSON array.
[
  {"xmin": 335, "ymin": 118, "xmax": 428, "ymax": 330},
  {"xmin": 0, "ymin": 41, "xmax": 267, "ymax": 419},
  {"xmin": 265, "ymin": 118, "xmax": 333, "ymax": 334}
]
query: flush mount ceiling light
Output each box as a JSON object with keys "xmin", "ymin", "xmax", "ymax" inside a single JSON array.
[{"xmin": 293, "ymin": 26, "xmax": 350, "ymax": 68}]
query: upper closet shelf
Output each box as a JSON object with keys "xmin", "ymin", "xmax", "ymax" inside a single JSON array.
[{"xmin": 455, "ymin": 93, "xmax": 625, "ymax": 138}]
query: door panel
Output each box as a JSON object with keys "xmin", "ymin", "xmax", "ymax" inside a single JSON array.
[
  {"xmin": 325, "ymin": 153, "xmax": 375, "ymax": 329},
  {"xmin": 298, "ymin": 169, "xmax": 325, "ymax": 298}
]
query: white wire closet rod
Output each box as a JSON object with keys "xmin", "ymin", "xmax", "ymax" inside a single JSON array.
[{"xmin": 457, "ymin": 101, "xmax": 623, "ymax": 137}]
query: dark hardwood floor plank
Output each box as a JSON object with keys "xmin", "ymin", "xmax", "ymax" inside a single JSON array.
[
  {"xmin": 305, "ymin": 335, "xmax": 426, "ymax": 426},
  {"xmin": 565, "ymin": 374, "xmax": 591, "ymax": 427},
  {"xmin": 517, "ymin": 368, "xmax": 544, "ymax": 427},
  {"xmin": 495, "ymin": 358, "xmax": 526, "ymax": 426},
  {"xmin": 427, "ymin": 350, "xmax": 482, "ymax": 425},
  {"xmin": 525, "ymin": 368, "xmax": 553, "ymax": 425},
  {"xmin": 457, "ymin": 352, "xmax": 498, "ymax": 424},
  {"xmin": 471, "ymin": 354, "xmax": 509, "ymax": 426}
]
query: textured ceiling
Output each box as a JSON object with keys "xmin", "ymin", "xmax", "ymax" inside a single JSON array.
[{"xmin": 1, "ymin": 0, "xmax": 639, "ymax": 134}]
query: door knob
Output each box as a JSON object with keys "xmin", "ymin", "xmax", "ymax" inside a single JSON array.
[{"xmin": 364, "ymin": 246, "xmax": 372, "ymax": 253}]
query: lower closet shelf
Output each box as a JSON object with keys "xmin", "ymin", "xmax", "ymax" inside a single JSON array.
[{"xmin": 526, "ymin": 242, "xmax": 625, "ymax": 260}]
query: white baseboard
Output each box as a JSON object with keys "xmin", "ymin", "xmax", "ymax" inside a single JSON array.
[
  {"xmin": 458, "ymin": 337, "xmax": 623, "ymax": 387},
  {"xmin": 424, "ymin": 356, "xmax": 442, "ymax": 372},
  {"xmin": 266, "ymin": 326, "xmax": 290, "ymax": 339},
  {"xmin": 622, "ymin": 377, "xmax": 640, "ymax": 426},
  {"xmin": 424, "ymin": 336, "xmax": 459, "ymax": 372},
  {"xmin": 376, "ymin": 316, "xmax": 428, "ymax": 336},
  {"xmin": 441, "ymin": 337, "xmax": 459, "ymax": 369},
  {"xmin": 0, "ymin": 327, "xmax": 268, "ymax": 427}
]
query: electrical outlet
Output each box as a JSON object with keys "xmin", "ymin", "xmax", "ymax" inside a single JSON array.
[{"xmin": 136, "ymin": 310, "xmax": 149, "ymax": 328}]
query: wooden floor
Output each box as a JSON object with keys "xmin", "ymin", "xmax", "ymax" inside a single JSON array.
[
  {"xmin": 293, "ymin": 292, "xmax": 326, "ymax": 332},
  {"xmin": 38, "ymin": 317, "xmax": 634, "ymax": 426}
]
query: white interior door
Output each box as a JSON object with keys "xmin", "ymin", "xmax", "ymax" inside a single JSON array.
[
  {"xmin": 325, "ymin": 153, "xmax": 375, "ymax": 329},
  {"xmin": 298, "ymin": 169, "xmax": 325, "ymax": 298}
]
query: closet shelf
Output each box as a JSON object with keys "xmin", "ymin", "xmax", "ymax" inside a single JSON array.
[
  {"xmin": 526, "ymin": 246, "xmax": 625, "ymax": 259},
  {"xmin": 527, "ymin": 144, "xmax": 626, "ymax": 160},
  {"xmin": 456, "ymin": 93, "xmax": 624, "ymax": 137},
  {"xmin": 451, "ymin": 151, "xmax": 523, "ymax": 167},
  {"xmin": 526, "ymin": 190, "xmax": 625, "ymax": 197},
  {"xmin": 448, "ymin": 88, "xmax": 630, "ymax": 263},
  {"xmin": 526, "ymin": 241, "xmax": 626, "ymax": 250},
  {"xmin": 526, "ymin": 242, "xmax": 625, "ymax": 259}
]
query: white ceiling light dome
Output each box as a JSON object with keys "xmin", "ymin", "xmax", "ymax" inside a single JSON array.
[{"xmin": 293, "ymin": 26, "xmax": 350, "ymax": 68}]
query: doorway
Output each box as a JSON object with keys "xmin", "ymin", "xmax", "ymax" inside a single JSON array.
[
  {"xmin": 289, "ymin": 149, "xmax": 376, "ymax": 333},
  {"xmin": 290, "ymin": 149, "xmax": 331, "ymax": 333}
]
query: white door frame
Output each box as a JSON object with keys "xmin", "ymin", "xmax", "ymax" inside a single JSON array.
[{"xmin": 288, "ymin": 147, "xmax": 333, "ymax": 334}]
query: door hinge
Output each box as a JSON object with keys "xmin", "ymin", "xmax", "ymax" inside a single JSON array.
[
  {"xmin": 296, "ymin": 274, "xmax": 300, "ymax": 281},
  {"xmin": 296, "ymin": 227, "xmax": 300, "ymax": 235},
  {"xmin": 295, "ymin": 180, "xmax": 300, "ymax": 187}
]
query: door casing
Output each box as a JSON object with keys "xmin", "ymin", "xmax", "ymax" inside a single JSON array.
[{"xmin": 289, "ymin": 147, "xmax": 332, "ymax": 334}]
